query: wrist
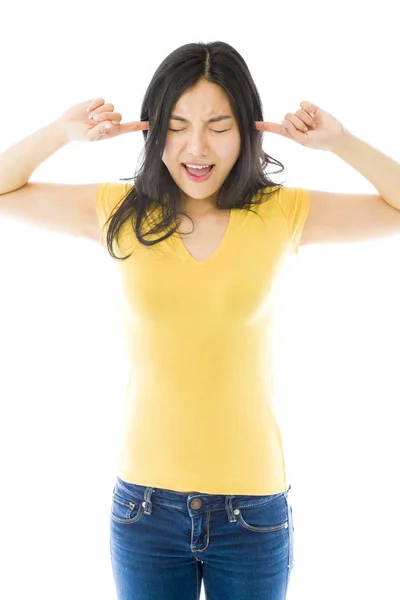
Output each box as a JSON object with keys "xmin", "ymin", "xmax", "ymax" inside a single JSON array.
[
  {"xmin": 330, "ymin": 128, "xmax": 355, "ymax": 155},
  {"xmin": 51, "ymin": 118, "xmax": 71, "ymax": 145}
]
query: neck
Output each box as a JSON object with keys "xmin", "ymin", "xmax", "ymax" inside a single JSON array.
[{"xmin": 178, "ymin": 193, "xmax": 218, "ymax": 217}]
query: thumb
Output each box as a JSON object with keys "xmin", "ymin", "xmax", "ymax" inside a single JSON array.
[{"xmin": 86, "ymin": 120, "xmax": 116, "ymax": 141}]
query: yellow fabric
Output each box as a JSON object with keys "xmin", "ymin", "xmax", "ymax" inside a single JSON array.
[{"xmin": 96, "ymin": 182, "xmax": 310, "ymax": 495}]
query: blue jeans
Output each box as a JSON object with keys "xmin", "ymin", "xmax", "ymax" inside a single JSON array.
[{"xmin": 110, "ymin": 476, "xmax": 294, "ymax": 600}]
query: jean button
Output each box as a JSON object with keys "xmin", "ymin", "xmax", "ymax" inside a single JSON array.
[{"xmin": 190, "ymin": 498, "xmax": 202, "ymax": 509}]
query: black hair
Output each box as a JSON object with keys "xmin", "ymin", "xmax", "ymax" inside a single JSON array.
[{"xmin": 104, "ymin": 41, "xmax": 286, "ymax": 260}]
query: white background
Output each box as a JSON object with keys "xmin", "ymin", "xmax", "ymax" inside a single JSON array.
[{"xmin": 1, "ymin": 1, "xmax": 399, "ymax": 599}]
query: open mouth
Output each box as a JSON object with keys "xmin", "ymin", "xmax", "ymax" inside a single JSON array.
[
  {"xmin": 182, "ymin": 164, "xmax": 215, "ymax": 175},
  {"xmin": 181, "ymin": 164, "xmax": 215, "ymax": 182}
]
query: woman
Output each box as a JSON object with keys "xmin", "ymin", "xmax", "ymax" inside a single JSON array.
[
  {"xmin": 97, "ymin": 41, "xmax": 297, "ymax": 600},
  {"xmin": 2, "ymin": 40, "xmax": 399, "ymax": 600}
]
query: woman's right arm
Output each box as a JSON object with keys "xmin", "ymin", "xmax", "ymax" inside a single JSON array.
[
  {"xmin": 0, "ymin": 98, "xmax": 147, "ymax": 241},
  {"xmin": 0, "ymin": 118, "xmax": 102, "ymax": 241},
  {"xmin": 0, "ymin": 120, "xmax": 70, "ymax": 195}
]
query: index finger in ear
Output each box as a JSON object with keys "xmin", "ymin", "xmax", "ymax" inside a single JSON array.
[
  {"xmin": 255, "ymin": 121, "xmax": 286, "ymax": 135},
  {"xmin": 118, "ymin": 120, "xmax": 150, "ymax": 134}
]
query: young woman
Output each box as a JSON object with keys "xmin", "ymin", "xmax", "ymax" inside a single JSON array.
[{"xmin": 1, "ymin": 40, "xmax": 399, "ymax": 600}]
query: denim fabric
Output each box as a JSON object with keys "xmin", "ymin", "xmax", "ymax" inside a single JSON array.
[{"xmin": 110, "ymin": 476, "xmax": 294, "ymax": 600}]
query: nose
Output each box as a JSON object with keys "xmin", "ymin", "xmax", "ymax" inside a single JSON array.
[{"xmin": 187, "ymin": 129, "xmax": 209, "ymax": 157}]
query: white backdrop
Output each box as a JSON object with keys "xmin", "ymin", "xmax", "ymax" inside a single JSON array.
[{"xmin": 1, "ymin": 1, "xmax": 399, "ymax": 599}]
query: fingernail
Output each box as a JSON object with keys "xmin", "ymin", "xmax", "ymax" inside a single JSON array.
[{"xmin": 105, "ymin": 123, "xmax": 113, "ymax": 129}]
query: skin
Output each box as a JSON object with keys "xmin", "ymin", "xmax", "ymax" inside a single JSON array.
[{"xmin": 161, "ymin": 79, "xmax": 241, "ymax": 217}]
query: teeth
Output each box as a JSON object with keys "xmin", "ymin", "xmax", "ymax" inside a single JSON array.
[{"xmin": 185, "ymin": 164, "xmax": 212, "ymax": 169}]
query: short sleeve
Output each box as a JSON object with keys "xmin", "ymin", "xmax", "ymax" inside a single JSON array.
[
  {"xmin": 95, "ymin": 182, "xmax": 134, "ymax": 248},
  {"xmin": 275, "ymin": 187, "xmax": 310, "ymax": 254}
]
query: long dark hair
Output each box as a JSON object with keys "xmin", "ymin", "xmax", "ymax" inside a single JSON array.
[{"xmin": 104, "ymin": 41, "xmax": 286, "ymax": 260}]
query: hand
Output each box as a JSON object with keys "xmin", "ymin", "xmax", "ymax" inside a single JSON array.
[
  {"xmin": 58, "ymin": 97, "xmax": 149, "ymax": 142},
  {"xmin": 255, "ymin": 101, "xmax": 348, "ymax": 152}
]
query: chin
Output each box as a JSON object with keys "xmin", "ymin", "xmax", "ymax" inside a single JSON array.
[{"xmin": 181, "ymin": 186, "xmax": 218, "ymax": 199}]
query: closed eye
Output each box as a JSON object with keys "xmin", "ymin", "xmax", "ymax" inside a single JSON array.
[{"xmin": 168, "ymin": 128, "xmax": 230, "ymax": 134}]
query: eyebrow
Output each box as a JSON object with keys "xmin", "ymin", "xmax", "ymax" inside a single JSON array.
[{"xmin": 170, "ymin": 114, "xmax": 233, "ymax": 124}]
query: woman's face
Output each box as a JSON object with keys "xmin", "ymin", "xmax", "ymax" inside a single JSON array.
[{"xmin": 162, "ymin": 79, "xmax": 241, "ymax": 209}]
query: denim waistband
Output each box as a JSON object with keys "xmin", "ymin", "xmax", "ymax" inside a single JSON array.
[{"xmin": 115, "ymin": 476, "xmax": 291, "ymax": 515}]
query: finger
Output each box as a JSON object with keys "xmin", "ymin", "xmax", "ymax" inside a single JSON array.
[
  {"xmin": 284, "ymin": 113, "xmax": 309, "ymax": 132},
  {"xmin": 300, "ymin": 101, "xmax": 318, "ymax": 118},
  {"xmin": 282, "ymin": 119, "xmax": 307, "ymax": 141},
  {"xmin": 87, "ymin": 104, "xmax": 115, "ymax": 120},
  {"xmin": 254, "ymin": 121, "xmax": 284, "ymax": 135},
  {"xmin": 86, "ymin": 97, "xmax": 106, "ymax": 113},
  {"xmin": 89, "ymin": 111, "xmax": 122, "ymax": 125},
  {"xmin": 108, "ymin": 120, "xmax": 150, "ymax": 135},
  {"xmin": 295, "ymin": 108, "xmax": 315, "ymax": 128},
  {"xmin": 89, "ymin": 122, "xmax": 115, "ymax": 141}
]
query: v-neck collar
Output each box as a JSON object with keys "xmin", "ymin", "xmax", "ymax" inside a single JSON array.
[{"xmin": 174, "ymin": 208, "xmax": 235, "ymax": 266}]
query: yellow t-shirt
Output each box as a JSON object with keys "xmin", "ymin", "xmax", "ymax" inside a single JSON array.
[{"xmin": 96, "ymin": 182, "xmax": 310, "ymax": 495}]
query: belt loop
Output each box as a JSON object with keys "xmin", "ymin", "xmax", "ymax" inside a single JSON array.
[
  {"xmin": 142, "ymin": 486, "xmax": 154, "ymax": 515},
  {"xmin": 225, "ymin": 495, "xmax": 237, "ymax": 523}
]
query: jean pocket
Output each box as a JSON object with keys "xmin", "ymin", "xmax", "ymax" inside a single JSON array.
[
  {"xmin": 235, "ymin": 494, "xmax": 288, "ymax": 533},
  {"xmin": 110, "ymin": 482, "xmax": 144, "ymax": 525}
]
